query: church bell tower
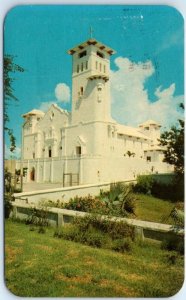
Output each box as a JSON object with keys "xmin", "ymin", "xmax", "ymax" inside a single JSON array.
[{"xmin": 68, "ymin": 36, "xmax": 116, "ymax": 124}]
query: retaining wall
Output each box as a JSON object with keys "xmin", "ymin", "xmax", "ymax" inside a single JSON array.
[
  {"xmin": 13, "ymin": 180, "xmax": 137, "ymax": 205},
  {"xmin": 11, "ymin": 202, "xmax": 183, "ymax": 242},
  {"xmin": 13, "ymin": 182, "xmax": 111, "ymax": 205}
]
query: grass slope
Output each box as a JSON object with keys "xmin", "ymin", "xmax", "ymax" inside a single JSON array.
[
  {"xmin": 5, "ymin": 220, "xmax": 184, "ymax": 297},
  {"xmin": 134, "ymin": 194, "xmax": 175, "ymax": 224}
]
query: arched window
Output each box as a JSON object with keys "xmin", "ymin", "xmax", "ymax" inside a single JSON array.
[
  {"xmin": 76, "ymin": 146, "xmax": 81, "ymax": 157},
  {"xmin": 48, "ymin": 146, "xmax": 52, "ymax": 158}
]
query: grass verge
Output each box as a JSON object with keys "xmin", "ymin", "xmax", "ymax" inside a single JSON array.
[
  {"xmin": 134, "ymin": 194, "xmax": 176, "ymax": 224},
  {"xmin": 5, "ymin": 219, "xmax": 184, "ymax": 297}
]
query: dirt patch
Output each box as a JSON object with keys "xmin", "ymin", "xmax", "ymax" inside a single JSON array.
[
  {"xmin": 55, "ymin": 273, "xmax": 92, "ymax": 284},
  {"xmin": 24, "ymin": 259, "xmax": 38, "ymax": 269},
  {"xmin": 65, "ymin": 249, "xmax": 80, "ymax": 259},
  {"xmin": 5, "ymin": 246, "xmax": 23, "ymax": 264},
  {"xmin": 99, "ymin": 279, "xmax": 136, "ymax": 297},
  {"xmin": 83, "ymin": 256, "xmax": 98, "ymax": 266},
  {"xmin": 148, "ymin": 262, "xmax": 164, "ymax": 270},
  {"xmin": 35, "ymin": 245, "xmax": 53, "ymax": 252},
  {"xmin": 119, "ymin": 272, "xmax": 145, "ymax": 282},
  {"xmin": 15, "ymin": 239, "xmax": 24, "ymax": 244}
]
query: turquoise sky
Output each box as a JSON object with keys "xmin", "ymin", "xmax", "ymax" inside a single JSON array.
[{"xmin": 4, "ymin": 5, "xmax": 184, "ymax": 158}]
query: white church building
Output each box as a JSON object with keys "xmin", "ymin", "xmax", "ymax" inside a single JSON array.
[{"xmin": 19, "ymin": 37, "xmax": 172, "ymax": 186}]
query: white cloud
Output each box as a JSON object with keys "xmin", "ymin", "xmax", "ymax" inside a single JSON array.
[
  {"xmin": 55, "ymin": 83, "xmax": 70, "ymax": 103},
  {"xmin": 111, "ymin": 57, "xmax": 184, "ymax": 129},
  {"xmin": 38, "ymin": 101, "xmax": 56, "ymax": 112},
  {"xmin": 38, "ymin": 83, "xmax": 71, "ymax": 112},
  {"xmin": 5, "ymin": 144, "xmax": 21, "ymax": 159},
  {"xmin": 156, "ymin": 28, "xmax": 183, "ymax": 54}
]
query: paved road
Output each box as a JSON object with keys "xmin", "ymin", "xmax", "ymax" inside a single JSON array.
[{"xmin": 23, "ymin": 182, "xmax": 64, "ymax": 192}]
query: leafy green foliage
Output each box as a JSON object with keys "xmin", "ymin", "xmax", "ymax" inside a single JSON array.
[
  {"xmin": 111, "ymin": 238, "xmax": 134, "ymax": 253},
  {"xmin": 134, "ymin": 175, "xmax": 184, "ymax": 202},
  {"xmin": 52, "ymin": 183, "xmax": 136, "ymax": 217},
  {"xmin": 76, "ymin": 214, "xmax": 135, "ymax": 238},
  {"xmin": 54, "ymin": 214, "xmax": 135, "ymax": 252},
  {"xmin": 134, "ymin": 175, "xmax": 154, "ymax": 194},
  {"xmin": 159, "ymin": 103, "xmax": 184, "ymax": 175},
  {"xmin": 4, "ymin": 193, "xmax": 13, "ymax": 219},
  {"xmin": 125, "ymin": 150, "xmax": 135, "ymax": 157},
  {"xmin": 25, "ymin": 207, "xmax": 49, "ymax": 232},
  {"xmin": 4, "ymin": 54, "xmax": 24, "ymax": 152},
  {"xmin": 99, "ymin": 183, "xmax": 136, "ymax": 216},
  {"xmin": 161, "ymin": 235, "xmax": 184, "ymax": 255},
  {"xmin": 62, "ymin": 195, "xmax": 109, "ymax": 214},
  {"xmin": 168, "ymin": 207, "xmax": 184, "ymax": 228}
]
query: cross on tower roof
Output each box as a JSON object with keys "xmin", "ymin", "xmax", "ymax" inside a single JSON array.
[{"xmin": 89, "ymin": 26, "xmax": 94, "ymax": 39}]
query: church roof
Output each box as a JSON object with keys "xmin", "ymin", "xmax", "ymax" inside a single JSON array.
[
  {"xmin": 67, "ymin": 38, "xmax": 116, "ymax": 55},
  {"xmin": 139, "ymin": 119, "xmax": 161, "ymax": 127},
  {"xmin": 117, "ymin": 124, "xmax": 152, "ymax": 140},
  {"xmin": 22, "ymin": 109, "xmax": 45, "ymax": 118}
]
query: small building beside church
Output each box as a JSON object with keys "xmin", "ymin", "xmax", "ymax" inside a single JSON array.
[{"xmin": 18, "ymin": 37, "xmax": 172, "ymax": 185}]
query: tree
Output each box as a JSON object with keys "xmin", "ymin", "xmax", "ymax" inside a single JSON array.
[
  {"xmin": 159, "ymin": 104, "xmax": 184, "ymax": 175},
  {"xmin": 125, "ymin": 151, "xmax": 135, "ymax": 158},
  {"xmin": 4, "ymin": 54, "xmax": 24, "ymax": 152}
]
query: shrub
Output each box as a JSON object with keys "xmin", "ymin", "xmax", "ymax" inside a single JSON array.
[
  {"xmin": 73, "ymin": 215, "xmax": 136, "ymax": 241},
  {"xmin": 151, "ymin": 179, "xmax": 184, "ymax": 202},
  {"xmin": 99, "ymin": 183, "xmax": 136, "ymax": 217},
  {"xmin": 25, "ymin": 207, "xmax": 49, "ymax": 228},
  {"xmin": 38, "ymin": 226, "xmax": 46, "ymax": 234},
  {"xmin": 63, "ymin": 195, "xmax": 108, "ymax": 214},
  {"xmin": 83, "ymin": 229, "xmax": 110, "ymax": 248},
  {"xmin": 112, "ymin": 238, "xmax": 134, "ymax": 253},
  {"xmin": 161, "ymin": 235, "xmax": 184, "ymax": 255},
  {"xmin": 54, "ymin": 215, "xmax": 135, "ymax": 253},
  {"xmin": 123, "ymin": 197, "xmax": 136, "ymax": 215},
  {"xmin": 54, "ymin": 224, "xmax": 110, "ymax": 248},
  {"xmin": 4, "ymin": 194, "xmax": 13, "ymax": 219},
  {"xmin": 46, "ymin": 183, "xmax": 136, "ymax": 218},
  {"xmin": 134, "ymin": 175, "xmax": 154, "ymax": 194}
]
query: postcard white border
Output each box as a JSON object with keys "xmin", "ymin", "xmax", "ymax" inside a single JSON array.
[{"xmin": 0, "ymin": 1, "xmax": 185, "ymax": 300}]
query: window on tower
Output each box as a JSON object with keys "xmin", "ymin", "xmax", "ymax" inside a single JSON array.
[
  {"xmin": 77, "ymin": 64, "xmax": 79, "ymax": 73},
  {"xmin": 104, "ymin": 65, "xmax": 106, "ymax": 73},
  {"xmin": 80, "ymin": 86, "xmax": 84, "ymax": 95},
  {"xmin": 85, "ymin": 61, "xmax": 88, "ymax": 69},
  {"xmin": 81, "ymin": 63, "xmax": 83, "ymax": 72},
  {"xmin": 79, "ymin": 50, "xmax": 87, "ymax": 58},
  {"xmin": 95, "ymin": 61, "xmax": 98, "ymax": 69}
]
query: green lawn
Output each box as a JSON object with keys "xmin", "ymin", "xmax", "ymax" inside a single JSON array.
[
  {"xmin": 5, "ymin": 220, "xmax": 184, "ymax": 297},
  {"xmin": 134, "ymin": 194, "xmax": 176, "ymax": 224}
]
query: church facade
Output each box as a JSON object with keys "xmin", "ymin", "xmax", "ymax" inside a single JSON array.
[{"xmin": 19, "ymin": 38, "xmax": 172, "ymax": 185}]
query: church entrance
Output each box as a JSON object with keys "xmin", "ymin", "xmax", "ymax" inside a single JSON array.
[{"xmin": 30, "ymin": 167, "xmax": 35, "ymax": 181}]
